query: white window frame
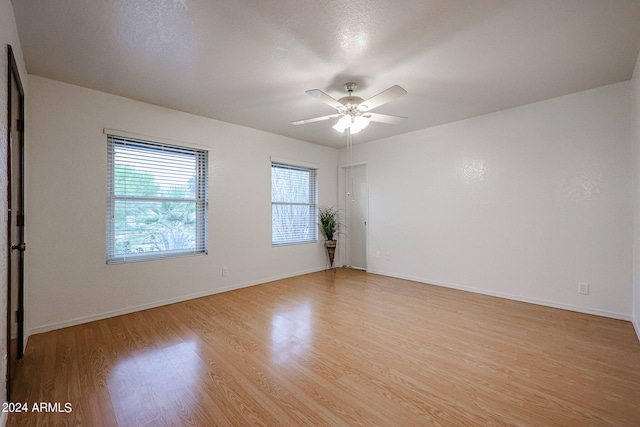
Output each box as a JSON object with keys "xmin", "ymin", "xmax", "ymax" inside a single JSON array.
[
  {"xmin": 106, "ymin": 134, "xmax": 208, "ymax": 264},
  {"xmin": 271, "ymin": 161, "xmax": 318, "ymax": 246}
]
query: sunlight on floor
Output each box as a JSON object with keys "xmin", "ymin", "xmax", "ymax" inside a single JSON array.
[
  {"xmin": 271, "ymin": 302, "xmax": 313, "ymax": 364},
  {"xmin": 107, "ymin": 340, "xmax": 200, "ymax": 425}
]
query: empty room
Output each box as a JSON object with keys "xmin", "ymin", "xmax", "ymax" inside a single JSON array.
[{"xmin": 2, "ymin": 0, "xmax": 640, "ymax": 425}]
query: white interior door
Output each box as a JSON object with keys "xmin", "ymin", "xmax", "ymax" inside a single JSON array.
[{"xmin": 342, "ymin": 164, "xmax": 367, "ymax": 270}]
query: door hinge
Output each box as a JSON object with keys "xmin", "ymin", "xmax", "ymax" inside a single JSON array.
[
  {"xmin": 16, "ymin": 119, "xmax": 24, "ymax": 132},
  {"xmin": 15, "ymin": 310, "xmax": 23, "ymax": 323},
  {"xmin": 11, "ymin": 242, "xmax": 26, "ymax": 252},
  {"xmin": 17, "ymin": 213, "xmax": 24, "ymax": 227}
]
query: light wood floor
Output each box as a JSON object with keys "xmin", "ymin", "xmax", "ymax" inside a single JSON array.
[{"xmin": 8, "ymin": 269, "xmax": 640, "ymax": 426}]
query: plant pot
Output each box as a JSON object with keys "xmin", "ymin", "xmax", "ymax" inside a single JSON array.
[{"xmin": 324, "ymin": 240, "xmax": 337, "ymax": 267}]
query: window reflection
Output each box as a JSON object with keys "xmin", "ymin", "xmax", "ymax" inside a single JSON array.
[
  {"xmin": 271, "ymin": 302, "xmax": 312, "ymax": 364},
  {"xmin": 107, "ymin": 340, "xmax": 200, "ymax": 423}
]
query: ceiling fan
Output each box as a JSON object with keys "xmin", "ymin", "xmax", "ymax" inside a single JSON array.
[{"xmin": 291, "ymin": 82, "xmax": 407, "ymax": 134}]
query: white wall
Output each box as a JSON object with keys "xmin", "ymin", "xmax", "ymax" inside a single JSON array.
[
  {"xmin": 20, "ymin": 41, "xmax": 640, "ymax": 341},
  {"xmin": 633, "ymin": 53, "xmax": 640, "ymax": 339},
  {"xmin": 1, "ymin": 0, "xmax": 28, "ymax": 415},
  {"xmin": 25, "ymin": 76, "xmax": 338, "ymax": 334},
  {"xmin": 347, "ymin": 82, "xmax": 634, "ymax": 320}
]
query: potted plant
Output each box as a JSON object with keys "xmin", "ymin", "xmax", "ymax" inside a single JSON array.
[{"xmin": 318, "ymin": 206, "xmax": 342, "ymax": 267}]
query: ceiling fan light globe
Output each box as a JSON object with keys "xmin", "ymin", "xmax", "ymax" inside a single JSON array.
[
  {"xmin": 332, "ymin": 123, "xmax": 346, "ymax": 133},
  {"xmin": 332, "ymin": 124, "xmax": 347, "ymax": 133},
  {"xmin": 353, "ymin": 115, "xmax": 370, "ymax": 128},
  {"xmin": 349, "ymin": 116, "xmax": 370, "ymax": 134},
  {"xmin": 333, "ymin": 115, "xmax": 351, "ymax": 133}
]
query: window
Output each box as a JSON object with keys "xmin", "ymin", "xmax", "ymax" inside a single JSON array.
[
  {"xmin": 271, "ymin": 162, "xmax": 317, "ymax": 245},
  {"xmin": 107, "ymin": 135, "xmax": 208, "ymax": 263}
]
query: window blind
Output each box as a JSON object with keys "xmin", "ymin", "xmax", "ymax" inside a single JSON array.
[
  {"xmin": 107, "ymin": 135, "xmax": 208, "ymax": 263},
  {"xmin": 271, "ymin": 162, "xmax": 318, "ymax": 245}
]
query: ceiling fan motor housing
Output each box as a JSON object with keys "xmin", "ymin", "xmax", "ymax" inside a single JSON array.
[
  {"xmin": 338, "ymin": 95, "xmax": 365, "ymax": 116},
  {"xmin": 339, "ymin": 82, "xmax": 366, "ymax": 115}
]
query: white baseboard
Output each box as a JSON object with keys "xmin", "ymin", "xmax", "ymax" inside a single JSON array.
[
  {"xmin": 633, "ymin": 317, "xmax": 640, "ymax": 343},
  {"xmin": 28, "ymin": 267, "xmax": 325, "ymax": 335},
  {"xmin": 367, "ymin": 269, "xmax": 632, "ymax": 321},
  {"xmin": 28, "ymin": 267, "xmax": 638, "ymax": 339}
]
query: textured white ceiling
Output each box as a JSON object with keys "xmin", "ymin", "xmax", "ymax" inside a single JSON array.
[{"xmin": 12, "ymin": 0, "xmax": 640, "ymax": 148}]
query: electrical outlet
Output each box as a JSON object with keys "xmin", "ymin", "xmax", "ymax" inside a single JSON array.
[
  {"xmin": 578, "ymin": 282, "xmax": 589, "ymax": 295},
  {"xmin": 222, "ymin": 267, "xmax": 229, "ymax": 277},
  {"xmin": 376, "ymin": 251, "xmax": 381, "ymax": 259}
]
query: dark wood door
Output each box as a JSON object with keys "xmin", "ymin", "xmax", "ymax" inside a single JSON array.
[{"xmin": 7, "ymin": 44, "xmax": 25, "ymax": 401}]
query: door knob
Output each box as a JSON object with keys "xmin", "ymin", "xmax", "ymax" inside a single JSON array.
[{"xmin": 11, "ymin": 242, "xmax": 26, "ymax": 252}]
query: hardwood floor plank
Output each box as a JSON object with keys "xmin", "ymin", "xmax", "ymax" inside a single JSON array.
[{"xmin": 8, "ymin": 269, "xmax": 640, "ymax": 426}]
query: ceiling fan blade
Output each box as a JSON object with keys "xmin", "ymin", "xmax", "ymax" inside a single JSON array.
[
  {"xmin": 306, "ymin": 89, "xmax": 344, "ymax": 110},
  {"xmin": 291, "ymin": 114, "xmax": 340, "ymax": 125},
  {"xmin": 358, "ymin": 85, "xmax": 407, "ymax": 111},
  {"xmin": 365, "ymin": 112, "xmax": 407, "ymax": 125}
]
